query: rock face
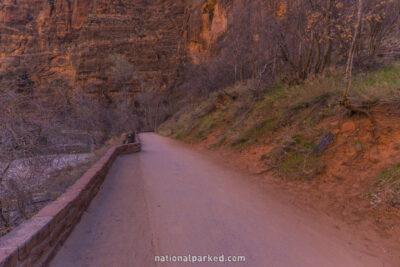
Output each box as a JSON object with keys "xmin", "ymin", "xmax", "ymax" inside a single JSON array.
[
  {"xmin": 0, "ymin": 0, "xmax": 240, "ymax": 97},
  {"xmin": 0, "ymin": 0, "xmax": 244, "ymax": 98},
  {"xmin": 184, "ymin": 0, "xmax": 228, "ymax": 63},
  {"xmin": 314, "ymin": 131, "xmax": 335, "ymax": 155},
  {"xmin": 0, "ymin": 0, "xmax": 187, "ymax": 95}
]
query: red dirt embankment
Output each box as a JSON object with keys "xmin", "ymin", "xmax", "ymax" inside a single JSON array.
[{"xmin": 192, "ymin": 104, "xmax": 400, "ymax": 265}]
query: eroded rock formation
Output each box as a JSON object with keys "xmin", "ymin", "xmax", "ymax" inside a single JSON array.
[
  {"xmin": 0, "ymin": 0, "xmax": 187, "ymax": 95},
  {"xmin": 0, "ymin": 0, "xmax": 239, "ymax": 99},
  {"xmin": 185, "ymin": 0, "xmax": 228, "ymax": 63}
]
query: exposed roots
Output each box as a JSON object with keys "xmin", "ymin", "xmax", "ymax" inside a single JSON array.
[
  {"xmin": 340, "ymin": 97, "xmax": 378, "ymax": 139},
  {"xmin": 347, "ymin": 105, "xmax": 376, "ymax": 125}
]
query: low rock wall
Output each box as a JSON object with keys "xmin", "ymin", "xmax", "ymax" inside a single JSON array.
[{"xmin": 0, "ymin": 142, "xmax": 141, "ymax": 267}]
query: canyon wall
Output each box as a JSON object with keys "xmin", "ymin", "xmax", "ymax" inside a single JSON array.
[
  {"xmin": 184, "ymin": 0, "xmax": 229, "ymax": 63},
  {"xmin": 0, "ymin": 0, "xmax": 187, "ymax": 96},
  {"xmin": 0, "ymin": 0, "xmax": 239, "ymax": 97}
]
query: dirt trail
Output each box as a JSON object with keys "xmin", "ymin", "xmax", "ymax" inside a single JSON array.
[{"xmin": 50, "ymin": 133, "xmax": 391, "ymax": 267}]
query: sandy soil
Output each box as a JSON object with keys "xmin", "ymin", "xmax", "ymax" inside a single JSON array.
[{"xmin": 51, "ymin": 133, "xmax": 393, "ymax": 267}]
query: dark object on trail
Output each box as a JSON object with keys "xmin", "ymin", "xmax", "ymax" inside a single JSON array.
[
  {"xmin": 123, "ymin": 132, "xmax": 136, "ymax": 144},
  {"xmin": 314, "ymin": 131, "xmax": 335, "ymax": 154}
]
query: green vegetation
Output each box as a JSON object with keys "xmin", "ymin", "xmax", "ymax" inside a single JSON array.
[
  {"xmin": 266, "ymin": 134, "xmax": 323, "ymax": 180},
  {"xmin": 376, "ymin": 163, "xmax": 400, "ymax": 186},
  {"xmin": 373, "ymin": 163, "xmax": 400, "ymax": 208},
  {"xmin": 353, "ymin": 140, "xmax": 364, "ymax": 151}
]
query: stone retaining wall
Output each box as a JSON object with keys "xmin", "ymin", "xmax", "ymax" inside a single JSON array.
[{"xmin": 0, "ymin": 142, "xmax": 141, "ymax": 267}]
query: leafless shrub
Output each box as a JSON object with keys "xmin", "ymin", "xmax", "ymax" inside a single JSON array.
[
  {"xmin": 0, "ymin": 153, "xmax": 55, "ymax": 231},
  {"xmin": 134, "ymin": 91, "xmax": 171, "ymax": 131},
  {"xmin": 6, "ymin": 179, "xmax": 32, "ymax": 220}
]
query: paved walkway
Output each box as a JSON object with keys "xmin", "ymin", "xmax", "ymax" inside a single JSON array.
[{"xmin": 51, "ymin": 133, "xmax": 387, "ymax": 267}]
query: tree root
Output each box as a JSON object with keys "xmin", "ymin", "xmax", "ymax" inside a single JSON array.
[
  {"xmin": 347, "ymin": 105, "xmax": 376, "ymax": 125},
  {"xmin": 255, "ymin": 167, "xmax": 274, "ymax": 175},
  {"xmin": 340, "ymin": 98, "xmax": 378, "ymax": 139}
]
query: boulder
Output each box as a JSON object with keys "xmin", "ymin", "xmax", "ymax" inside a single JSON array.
[
  {"xmin": 123, "ymin": 132, "xmax": 136, "ymax": 144},
  {"xmin": 341, "ymin": 122, "xmax": 356, "ymax": 133},
  {"xmin": 314, "ymin": 131, "xmax": 335, "ymax": 154}
]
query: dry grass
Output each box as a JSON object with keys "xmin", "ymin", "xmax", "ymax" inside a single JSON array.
[{"xmin": 158, "ymin": 61, "xmax": 400, "ymax": 180}]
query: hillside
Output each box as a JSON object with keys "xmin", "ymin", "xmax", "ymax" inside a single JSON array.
[{"xmin": 158, "ymin": 61, "xmax": 400, "ymax": 258}]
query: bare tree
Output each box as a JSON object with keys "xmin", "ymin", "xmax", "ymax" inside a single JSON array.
[
  {"xmin": 342, "ymin": 0, "xmax": 363, "ymax": 106},
  {"xmin": 108, "ymin": 54, "xmax": 134, "ymax": 100},
  {"xmin": 0, "ymin": 164, "xmax": 10, "ymax": 228}
]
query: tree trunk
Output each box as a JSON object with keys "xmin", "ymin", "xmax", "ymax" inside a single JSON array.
[{"xmin": 342, "ymin": 0, "xmax": 363, "ymax": 105}]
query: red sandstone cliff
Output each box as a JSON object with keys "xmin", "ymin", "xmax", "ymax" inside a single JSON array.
[
  {"xmin": 0, "ymin": 0, "xmax": 254, "ymax": 99},
  {"xmin": 0, "ymin": 0, "xmax": 187, "ymax": 95}
]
